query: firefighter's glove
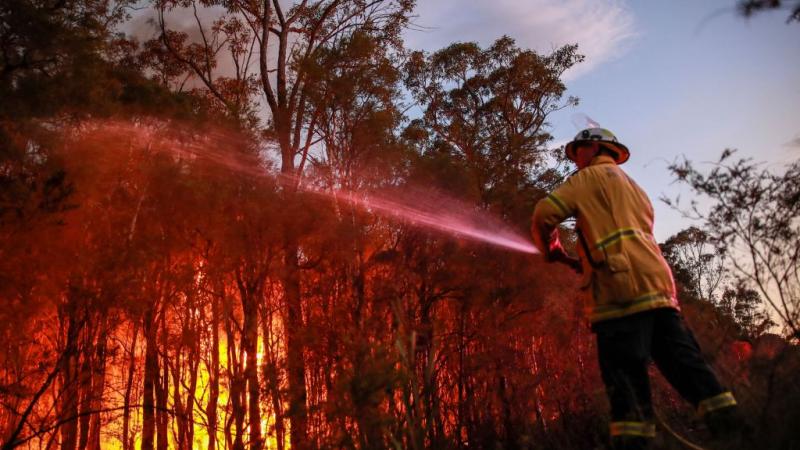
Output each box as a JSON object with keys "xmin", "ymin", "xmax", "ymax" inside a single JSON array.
[{"xmin": 547, "ymin": 248, "xmax": 583, "ymax": 274}]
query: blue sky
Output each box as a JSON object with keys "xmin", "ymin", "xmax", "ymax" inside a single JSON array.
[{"xmin": 404, "ymin": 0, "xmax": 800, "ymax": 241}]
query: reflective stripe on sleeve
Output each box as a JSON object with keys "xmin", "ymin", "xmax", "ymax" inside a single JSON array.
[
  {"xmin": 546, "ymin": 193, "xmax": 571, "ymax": 217},
  {"xmin": 698, "ymin": 391, "xmax": 737, "ymax": 416},
  {"xmin": 609, "ymin": 421, "xmax": 656, "ymax": 438}
]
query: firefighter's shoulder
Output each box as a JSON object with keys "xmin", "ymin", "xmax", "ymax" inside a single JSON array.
[
  {"xmin": 556, "ymin": 169, "xmax": 580, "ymax": 185},
  {"xmin": 559, "ymin": 168, "xmax": 588, "ymax": 187}
]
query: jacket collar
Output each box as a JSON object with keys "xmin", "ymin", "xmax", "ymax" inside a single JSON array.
[{"xmin": 589, "ymin": 154, "xmax": 617, "ymax": 167}]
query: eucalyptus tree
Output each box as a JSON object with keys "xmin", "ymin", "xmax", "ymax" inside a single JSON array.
[{"xmin": 154, "ymin": 1, "xmax": 415, "ymax": 447}]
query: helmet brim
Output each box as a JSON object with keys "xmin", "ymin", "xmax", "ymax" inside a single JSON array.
[{"xmin": 565, "ymin": 140, "xmax": 630, "ymax": 165}]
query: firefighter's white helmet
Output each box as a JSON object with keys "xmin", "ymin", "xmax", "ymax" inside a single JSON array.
[{"xmin": 564, "ymin": 127, "xmax": 630, "ymax": 165}]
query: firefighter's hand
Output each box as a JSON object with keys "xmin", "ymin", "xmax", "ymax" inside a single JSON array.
[
  {"xmin": 560, "ymin": 255, "xmax": 583, "ymax": 274},
  {"xmin": 547, "ymin": 248, "xmax": 583, "ymax": 274}
]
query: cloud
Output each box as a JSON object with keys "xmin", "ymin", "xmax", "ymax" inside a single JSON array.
[
  {"xmin": 785, "ymin": 134, "xmax": 800, "ymax": 149},
  {"xmin": 121, "ymin": 5, "xmax": 229, "ymax": 45},
  {"xmin": 119, "ymin": 5, "xmax": 268, "ymax": 88},
  {"xmin": 404, "ymin": 0, "xmax": 639, "ymax": 79},
  {"xmin": 121, "ymin": 0, "xmax": 637, "ymax": 89}
]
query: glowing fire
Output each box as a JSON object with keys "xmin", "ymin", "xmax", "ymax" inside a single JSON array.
[{"xmin": 17, "ymin": 119, "xmax": 540, "ymax": 450}]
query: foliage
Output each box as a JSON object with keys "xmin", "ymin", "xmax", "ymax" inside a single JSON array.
[
  {"xmin": 738, "ymin": 0, "xmax": 800, "ymax": 22},
  {"xmin": 405, "ymin": 37, "xmax": 580, "ymax": 215},
  {"xmin": 0, "ymin": 0, "xmax": 139, "ymax": 116},
  {"xmin": 0, "ymin": 1, "xmax": 798, "ymax": 450},
  {"xmin": 661, "ymin": 226, "xmax": 725, "ymax": 302},
  {"xmin": 666, "ymin": 151, "xmax": 800, "ymax": 340}
]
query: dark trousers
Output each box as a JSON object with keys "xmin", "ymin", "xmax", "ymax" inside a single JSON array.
[{"xmin": 592, "ymin": 308, "xmax": 727, "ymax": 424}]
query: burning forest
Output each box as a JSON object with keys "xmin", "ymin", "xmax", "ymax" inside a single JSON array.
[{"xmin": 1, "ymin": 0, "xmax": 799, "ymax": 449}]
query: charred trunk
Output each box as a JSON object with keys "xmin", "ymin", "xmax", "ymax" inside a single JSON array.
[
  {"xmin": 155, "ymin": 315, "xmax": 168, "ymax": 450},
  {"xmin": 87, "ymin": 331, "xmax": 106, "ymax": 450},
  {"xmin": 260, "ymin": 306, "xmax": 285, "ymax": 450},
  {"xmin": 122, "ymin": 324, "xmax": 138, "ymax": 450},
  {"xmin": 207, "ymin": 294, "xmax": 220, "ymax": 450},
  {"xmin": 141, "ymin": 307, "xmax": 157, "ymax": 450},
  {"xmin": 283, "ymin": 243, "xmax": 308, "ymax": 450},
  {"xmin": 59, "ymin": 312, "xmax": 80, "ymax": 450},
  {"xmin": 244, "ymin": 311, "xmax": 262, "ymax": 450}
]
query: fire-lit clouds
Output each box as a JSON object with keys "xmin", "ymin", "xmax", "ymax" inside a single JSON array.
[{"xmin": 405, "ymin": 0, "xmax": 638, "ymax": 79}]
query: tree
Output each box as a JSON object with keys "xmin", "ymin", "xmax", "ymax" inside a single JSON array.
[
  {"xmin": 737, "ymin": 0, "xmax": 800, "ymax": 23},
  {"xmin": 404, "ymin": 36, "xmax": 581, "ymax": 215},
  {"xmin": 155, "ymin": 3, "xmax": 415, "ymax": 447},
  {"xmin": 720, "ymin": 281, "xmax": 774, "ymax": 337},
  {"xmin": 661, "ymin": 226, "xmax": 726, "ymax": 302},
  {"xmin": 0, "ymin": 0, "xmax": 138, "ymax": 117},
  {"xmin": 666, "ymin": 150, "xmax": 800, "ymax": 340},
  {"xmin": 12, "ymin": 0, "xmax": 800, "ymax": 447},
  {"xmin": 304, "ymin": 30, "xmax": 408, "ymax": 191}
]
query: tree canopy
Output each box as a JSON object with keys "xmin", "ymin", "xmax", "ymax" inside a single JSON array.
[{"xmin": 0, "ymin": 1, "xmax": 798, "ymax": 450}]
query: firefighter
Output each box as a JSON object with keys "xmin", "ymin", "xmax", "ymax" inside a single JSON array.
[{"xmin": 531, "ymin": 128, "xmax": 741, "ymax": 450}]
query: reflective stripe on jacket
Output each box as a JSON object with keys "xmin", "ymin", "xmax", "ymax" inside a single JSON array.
[
  {"xmin": 532, "ymin": 154, "xmax": 679, "ymax": 323},
  {"xmin": 609, "ymin": 421, "xmax": 656, "ymax": 438}
]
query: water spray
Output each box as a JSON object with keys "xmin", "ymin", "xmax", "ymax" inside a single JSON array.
[
  {"xmin": 296, "ymin": 182, "xmax": 539, "ymax": 255},
  {"xmin": 571, "ymin": 112, "xmax": 602, "ymax": 131},
  {"xmin": 81, "ymin": 120, "xmax": 539, "ymax": 255}
]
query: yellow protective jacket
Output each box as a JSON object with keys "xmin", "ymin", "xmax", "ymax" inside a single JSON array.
[{"xmin": 532, "ymin": 154, "xmax": 679, "ymax": 323}]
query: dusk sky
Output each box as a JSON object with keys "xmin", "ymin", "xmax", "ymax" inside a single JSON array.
[
  {"xmin": 129, "ymin": 0, "xmax": 799, "ymax": 241},
  {"xmin": 405, "ymin": 0, "xmax": 799, "ymax": 241}
]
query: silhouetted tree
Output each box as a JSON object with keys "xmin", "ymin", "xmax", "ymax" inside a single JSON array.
[
  {"xmin": 661, "ymin": 226, "xmax": 726, "ymax": 302},
  {"xmin": 720, "ymin": 281, "xmax": 774, "ymax": 337},
  {"xmin": 738, "ymin": 0, "xmax": 800, "ymax": 22},
  {"xmin": 667, "ymin": 150, "xmax": 800, "ymax": 340}
]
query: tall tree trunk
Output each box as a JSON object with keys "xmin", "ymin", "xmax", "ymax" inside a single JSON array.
[
  {"xmin": 122, "ymin": 323, "xmax": 139, "ymax": 450},
  {"xmin": 171, "ymin": 357, "xmax": 186, "ymax": 450},
  {"xmin": 457, "ymin": 301, "xmax": 467, "ymax": 450},
  {"xmin": 175, "ymin": 312, "xmax": 200, "ymax": 450},
  {"xmin": 498, "ymin": 374, "xmax": 516, "ymax": 448},
  {"xmin": 59, "ymin": 309, "xmax": 81, "ymax": 450},
  {"xmin": 185, "ymin": 347, "xmax": 199, "ymax": 450},
  {"xmin": 243, "ymin": 298, "xmax": 262, "ymax": 450},
  {"xmin": 59, "ymin": 356, "xmax": 79, "ymax": 450},
  {"xmin": 156, "ymin": 314, "xmax": 169, "ymax": 450},
  {"xmin": 260, "ymin": 305, "xmax": 285, "ymax": 450},
  {"xmin": 207, "ymin": 294, "xmax": 220, "ymax": 450},
  {"xmin": 142, "ymin": 307, "xmax": 158, "ymax": 450},
  {"xmin": 237, "ymin": 271, "xmax": 262, "ymax": 450},
  {"xmin": 226, "ymin": 318, "xmax": 245, "ymax": 450},
  {"xmin": 87, "ymin": 331, "xmax": 107, "ymax": 450},
  {"xmin": 77, "ymin": 323, "xmax": 93, "ymax": 450},
  {"xmin": 283, "ymin": 242, "xmax": 307, "ymax": 450},
  {"xmin": 276, "ymin": 89, "xmax": 308, "ymax": 445}
]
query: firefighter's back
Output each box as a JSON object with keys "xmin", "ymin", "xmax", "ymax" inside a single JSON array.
[{"xmin": 573, "ymin": 156, "xmax": 678, "ymax": 323}]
